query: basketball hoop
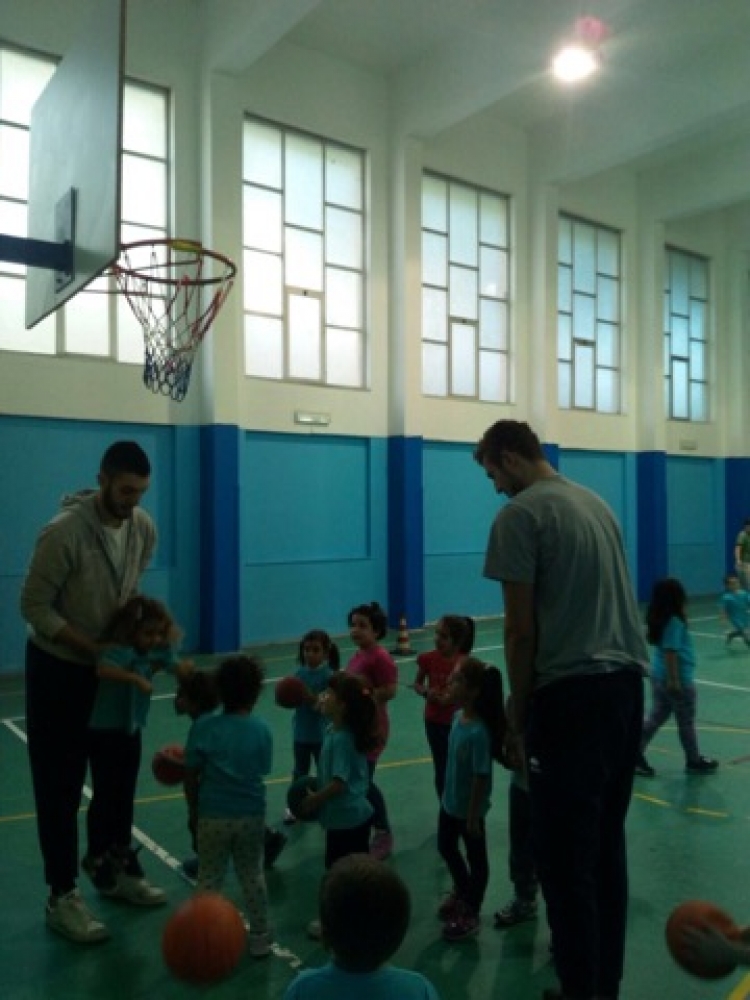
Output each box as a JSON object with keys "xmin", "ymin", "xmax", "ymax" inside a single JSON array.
[{"xmin": 111, "ymin": 238, "xmax": 236, "ymax": 402}]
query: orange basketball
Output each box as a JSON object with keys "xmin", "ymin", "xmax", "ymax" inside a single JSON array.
[
  {"xmin": 665, "ymin": 899, "xmax": 740, "ymax": 979},
  {"xmin": 274, "ymin": 675, "xmax": 310, "ymax": 709},
  {"xmin": 151, "ymin": 743, "xmax": 186, "ymax": 786},
  {"xmin": 162, "ymin": 892, "xmax": 246, "ymax": 985}
]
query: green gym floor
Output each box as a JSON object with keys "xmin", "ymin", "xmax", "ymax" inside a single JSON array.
[{"xmin": 3, "ymin": 601, "xmax": 750, "ymax": 1000}]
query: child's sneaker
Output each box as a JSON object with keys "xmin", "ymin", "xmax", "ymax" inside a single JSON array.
[
  {"xmin": 442, "ymin": 905, "xmax": 480, "ymax": 942},
  {"xmin": 283, "ymin": 808, "xmax": 298, "ymax": 826},
  {"xmin": 263, "ymin": 829, "xmax": 288, "ymax": 869},
  {"xmin": 635, "ymin": 753, "xmax": 655, "ymax": 778},
  {"xmin": 437, "ymin": 892, "xmax": 462, "ymax": 921},
  {"xmin": 181, "ymin": 856, "xmax": 199, "ymax": 880},
  {"xmin": 686, "ymin": 756, "xmax": 719, "ymax": 774},
  {"xmin": 248, "ymin": 931, "xmax": 273, "ymax": 959},
  {"xmin": 369, "ymin": 829, "xmax": 393, "ymax": 861},
  {"xmin": 493, "ymin": 897, "xmax": 537, "ymax": 928},
  {"xmin": 46, "ymin": 889, "xmax": 110, "ymax": 944}
]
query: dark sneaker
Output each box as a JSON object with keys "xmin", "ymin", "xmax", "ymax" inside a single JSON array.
[
  {"xmin": 494, "ymin": 897, "xmax": 537, "ymax": 928},
  {"xmin": 635, "ymin": 753, "xmax": 655, "ymax": 778},
  {"xmin": 686, "ymin": 756, "xmax": 719, "ymax": 774},
  {"xmin": 442, "ymin": 906, "xmax": 480, "ymax": 942},
  {"xmin": 437, "ymin": 892, "xmax": 462, "ymax": 921},
  {"xmin": 181, "ymin": 856, "xmax": 199, "ymax": 880},
  {"xmin": 263, "ymin": 829, "xmax": 288, "ymax": 869}
]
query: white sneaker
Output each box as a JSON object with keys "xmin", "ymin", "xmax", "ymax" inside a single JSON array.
[
  {"xmin": 307, "ymin": 918, "xmax": 322, "ymax": 940},
  {"xmin": 248, "ymin": 931, "xmax": 273, "ymax": 958},
  {"xmin": 46, "ymin": 890, "xmax": 110, "ymax": 943},
  {"xmin": 103, "ymin": 873, "xmax": 167, "ymax": 906}
]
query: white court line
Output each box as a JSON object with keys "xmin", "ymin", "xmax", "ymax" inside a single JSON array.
[{"xmin": 1, "ymin": 716, "xmax": 305, "ymax": 971}]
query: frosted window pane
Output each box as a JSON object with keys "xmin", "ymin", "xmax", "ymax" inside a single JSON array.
[
  {"xmin": 244, "ymin": 249, "xmax": 282, "ymax": 314},
  {"xmin": 671, "ymin": 359, "xmax": 688, "ymax": 418},
  {"xmin": 690, "ymin": 257, "xmax": 707, "ymax": 298},
  {"xmin": 573, "ymin": 292, "xmax": 595, "ymax": 340},
  {"xmin": 597, "ymin": 229, "xmax": 619, "ymax": 277},
  {"xmin": 116, "ymin": 295, "xmax": 144, "ymax": 363},
  {"xmin": 479, "ymin": 350, "xmax": 503, "ymax": 402},
  {"xmin": 423, "ymin": 232, "xmax": 447, "ymax": 287},
  {"xmin": 669, "ymin": 253, "xmax": 689, "ymax": 315},
  {"xmin": 325, "ymin": 207, "xmax": 362, "ymax": 269},
  {"xmin": 123, "ymin": 85, "xmax": 166, "ymax": 157},
  {"xmin": 326, "ymin": 327, "xmax": 361, "ymax": 386},
  {"xmin": 690, "ymin": 340, "xmax": 705, "ymax": 380},
  {"xmin": 286, "ymin": 228, "xmax": 322, "ymax": 292},
  {"xmin": 449, "ymin": 265, "xmax": 477, "ymax": 320},
  {"xmin": 449, "ymin": 186, "xmax": 477, "ymax": 267},
  {"xmin": 244, "ymin": 186, "xmax": 282, "ymax": 253},
  {"xmin": 597, "ymin": 276, "xmax": 618, "ymax": 322},
  {"xmin": 120, "ymin": 222, "xmax": 165, "ymax": 247},
  {"xmin": 422, "ymin": 175, "xmax": 447, "ymax": 232},
  {"xmin": 0, "ymin": 274, "xmax": 54, "ymax": 351},
  {"xmin": 558, "ymin": 314, "xmax": 572, "ymax": 361},
  {"xmin": 573, "ymin": 343, "xmax": 594, "ymax": 408},
  {"xmin": 0, "ymin": 125, "xmax": 29, "ymax": 200},
  {"xmin": 325, "ymin": 146, "xmax": 361, "ymax": 210},
  {"xmin": 690, "ymin": 382, "xmax": 707, "ymax": 421},
  {"xmin": 596, "ymin": 368, "xmax": 619, "ymax": 414},
  {"xmin": 422, "ymin": 287, "xmax": 447, "ymax": 342},
  {"xmin": 245, "ymin": 314, "xmax": 283, "ymax": 378},
  {"xmin": 65, "ymin": 289, "xmax": 110, "ymax": 355},
  {"xmin": 480, "ymin": 298, "xmax": 501, "ymax": 350},
  {"xmin": 243, "ymin": 121, "xmax": 282, "ymax": 188},
  {"xmin": 0, "ymin": 50, "xmax": 55, "ymax": 124},
  {"xmin": 326, "ymin": 268, "xmax": 361, "ymax": 328},
  {"xmin": 573, "ymin": 223, "xmax": 595, "ymax": 294},
  {"xmin": 450, "ymin": 322, "xmax": 476, "ymax": 397},
  {"xmin": 558, "ymin": 361, "xmax": 571, "ymax": 408},
  {"xmin": 558, "ymin": 265, "xmax": 572, "ymax": 312},
  {"xmin": 289, "ymin": 293, "xmax": 321, "ymax": 379},
  {"xmin": 597, "ymin": 323, "xmax": 618, "ymax": 367},
  {"xmin": 671, "ymin": 315, "xmax": 689, "ymax": 357},
  {"xmin": 121, "ymin": 154, "xmax": 167, "ymax": 227},
  {"xmin": 422, "ymin": 342, "xmax": 447, "ymax": 395},
  {"xmin": 286, "ymin": 134, "xmax": 322, "ymax": 229},
  {"xmin": 558, "ymin": 217, "xmax": 573, "ymax": 265},
  {"xmin": 480, "ymin": 246, "xmax": 502, "ymax": 297},
  {"xmin": 0, "ymin": 199, "xmax": 27, "ymax": 275},
  {"xmin": 480, "ymin": 193, "xmax": 506, "ymax": 247},
  {"xmin": 689, "ymin": 299, "xmax": 706, "ymax": 340}
]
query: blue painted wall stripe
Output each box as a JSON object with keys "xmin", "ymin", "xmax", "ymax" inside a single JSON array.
[
  {"xmin": 387, "ymin": 436, "xmax": 424, "ymax": 630},
  {"xmin": 636, "ymin": 451, "xmax": 668, "ymax": 599},
  {"xmin": 200, "ymin": 424, "xmax": 240, "ymax": 652}
]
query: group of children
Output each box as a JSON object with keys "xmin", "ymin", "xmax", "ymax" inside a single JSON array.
[{"xmin": 67, "ymin": 572, "xmax": 742, "ymax": 991}]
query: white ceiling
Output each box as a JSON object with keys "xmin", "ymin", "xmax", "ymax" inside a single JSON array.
[{"xmin": 200, "ymin": 0, "xmax": 750, "ymax": 228}]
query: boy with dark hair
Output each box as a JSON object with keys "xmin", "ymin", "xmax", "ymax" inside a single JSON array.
[{"xmin": 284, "ymin": 854, "xmax": 440, "ymax": 999}]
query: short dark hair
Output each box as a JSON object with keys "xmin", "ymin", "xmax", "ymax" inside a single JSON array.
[
  {"xmin": 100, "ymin": 441, "xmax": 151, "ymax": 478},
  {"xmin": 319, "ymin": 854, "xmax": 410, "ymax": 972},
  {"xmin": 474, "ymin": 420, "xmax": 544, "ymax": 466},
  {"xmin": 215, "ymin": 654, "xmax": 264, "ymax": 712},
  {"xmin": 347, "ymin": 601, "xmax": 388, "ymax": 640}
]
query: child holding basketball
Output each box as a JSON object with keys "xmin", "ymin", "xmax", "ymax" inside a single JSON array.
[
  {"xmin": 284, "ymin": 629, "xmax": 340, "ymax": 823},
  {"xmin": 292, "ymin": 672, "xmax": 378, "ymax": 938},
  {"xmin": 636, "ymin": 577, "xmax": 718, "ymax": 777},
  {"xmin": 346, "ymin": 601, "xmax": 398, "ymax": 859},
  {"xmin": 720, "ymin": 573, "xmax": 750, "ymax": 647},
  {"xmin": 83, "ymin": 595, "xmax": 190, "ymax": 905},
  {"xmin": 413, "ymin": 615, "xmax": 474, "ymax": 799},
  {"xmin": 437, "ymin": 657, "xmax": 506, "ymax": 942},
  {"xmin": 284, "ymin": 854, "xmax": 441, "ymax": 999},
  {"xmin": 184, "ymin": 654, "xmax": 274, "ymax": 958}
]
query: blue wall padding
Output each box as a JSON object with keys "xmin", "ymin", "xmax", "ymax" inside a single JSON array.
[{"xmin": 387, "ymin": 436, "xmax": 425, "ymax": 630}]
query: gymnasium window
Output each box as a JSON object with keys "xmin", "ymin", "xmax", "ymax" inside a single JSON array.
[
  {"xmin": 242, "ymin": 118, "xmax": 366, "ymax": 388},
  {"xmin": 664, "ymin": 247, "xmax": 709, "ymax": 422},
  {"xmin": 0, "ymin": 43, "xmax": 170, "ymax": 360},
  {"xmin": 421, "ymin": 173, "xmax": 511, "ymax": 402},
  {"xmin": 557, "ymin": 215, "xmax": 621, "ymax": 413}
]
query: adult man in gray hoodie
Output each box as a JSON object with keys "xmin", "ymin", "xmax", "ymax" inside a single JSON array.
[{"xmin": 21, "ymin": 440, "xmax": 155, "ymax": 943}]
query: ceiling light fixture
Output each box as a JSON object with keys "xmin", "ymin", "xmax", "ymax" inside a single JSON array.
[{"xmin": 552, "ymin": 16, "xmax": 609, "ymax": 83}]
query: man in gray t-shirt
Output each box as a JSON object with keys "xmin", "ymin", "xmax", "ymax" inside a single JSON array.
[{"xmin": 476, "ymin": 420, "xmax": 647, "ymax": 1000}]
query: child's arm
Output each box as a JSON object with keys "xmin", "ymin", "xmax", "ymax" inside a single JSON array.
[
  {"xmin": 682, "ymin": 924, "xmax": 750, "ymax": 971},
  {"xmin": 466, "ymin": 774, "xmax": 489, "ymax": 837},
  {"xmin": 293, "ymin": 777, "xmax": 345, "ymax": 818},
  {"xmin": 97, "ymin": 658, "xmax": 152, "ymax": 694},
  {"xmin": 413, "ymin": 660, "xmax": 429, "ymax": 697},
  {"xmin": 183, "ymin": 766, "xmax": 200, "ymax": 845}
]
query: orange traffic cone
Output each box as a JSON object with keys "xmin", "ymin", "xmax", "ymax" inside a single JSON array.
[{"xmin": 391, "ymin": 614, "xmax": 414, "ymax": 656}]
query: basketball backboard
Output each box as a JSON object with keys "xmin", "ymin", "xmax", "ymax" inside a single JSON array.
[{"xmin": 24, "ymin": 0, "xmax": 124, "ymax": 328}]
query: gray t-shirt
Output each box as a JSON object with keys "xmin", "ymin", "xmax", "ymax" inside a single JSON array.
[{"xmin": 483, "ymin": 475, "xmax": 648, "ymax": 688}]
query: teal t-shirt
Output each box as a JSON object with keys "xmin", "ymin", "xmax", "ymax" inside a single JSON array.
[
  {"xmin": 721, "ymin": 590, "xmax": 750, "ymax": 630},
  {"xmin": 442, "ymin": 713, "xmax": 493, "ymax": 819},
  {"xmin": 284, "ymin": 963, "xmax": 441, "ymax": 1000},
  {"xmin": 185, "ymin": 711, "xmax": 272, "ymax": 818},
  {"xmin": 651, "ymin": 616, "xmax": 695, "ymax": 685},
  {"xmin": 317, "ymin": 726, "xmax": 373, "ymax": 831},
  {"xmin": 90, "ymin": 644, "xmax": 178, "ymax": 733},
  {"xmin": 293, "ymin": 664, "xmax": 333, "ymax": 743}
]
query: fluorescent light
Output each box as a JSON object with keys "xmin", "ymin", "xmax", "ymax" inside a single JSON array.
[{"xmin": 552, "ymin": 43, "xmax": 600, "ymax": 82}]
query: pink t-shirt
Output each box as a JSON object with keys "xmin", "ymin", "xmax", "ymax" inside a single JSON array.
[{"xmin": 347, "ymin": 645, "xmax": 397, "ymax": 760}]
